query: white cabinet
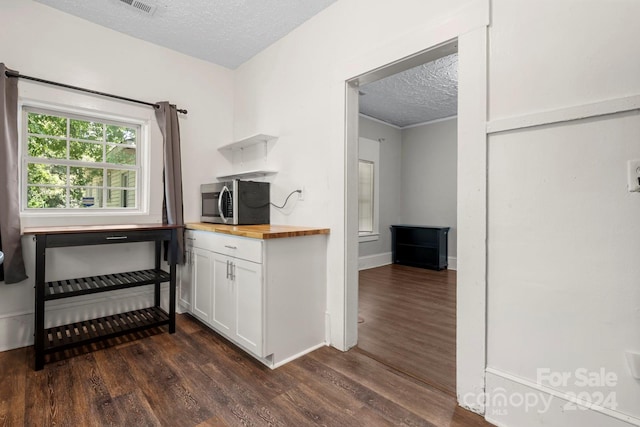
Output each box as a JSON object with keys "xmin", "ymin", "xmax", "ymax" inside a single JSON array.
[
  {"xmin": 183, "ymin": 228, "xmax": 327, "ymax": 368},
  {"xmin": 211, "ymin": 253, "xmax": 233, "ymax": 333},
  {"xmin": 177, "ymin": 240, "xmax": 193, "ymax": 313},
  {"xmin": 211, "ymin": 255, "xmax": 263, "ymax": 356},
  {"xmin": 185, "ymin": 230, "xmax": 265, "ymax": 357},
  {"xmin": 233, "ymin": 258, "xmax": 263, "ymax": 355},
  {"xmin": 181, "ymin": 236, "xmax": 220, "ymax": 327},
  {"xmin": 192, "ymin": 247, "xmax": 214, "ymax": 324}
]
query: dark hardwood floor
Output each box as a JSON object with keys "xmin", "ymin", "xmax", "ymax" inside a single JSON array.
[
  {"xmin": 358, "ymin": 264, "xmax": 457, "ymax": 395},
  {"xmin": 0, "ymin": 312, "xmax": 492, "ymax": 426}
]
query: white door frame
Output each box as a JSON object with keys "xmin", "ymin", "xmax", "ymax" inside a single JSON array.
[{"xmin": 338, "ymin": 1, "xmax": 489, "ymax": 414}]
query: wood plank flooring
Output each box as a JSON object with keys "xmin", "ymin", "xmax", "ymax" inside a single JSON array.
[
  {"xmin": 358, "ymin": 264, "xmax": 457, "ymax": 395},
  {"xmin": 0, "ymin": 313, "xmax": 492, "ymax": 426}
]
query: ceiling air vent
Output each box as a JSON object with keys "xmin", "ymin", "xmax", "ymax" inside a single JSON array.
[{"xmin": 117, "ymin": 0, "xmax": 157, "ymax": 15}]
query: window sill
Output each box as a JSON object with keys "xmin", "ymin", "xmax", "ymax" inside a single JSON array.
[
  {"xmin": 20, "ymin": 209, "xmax": 148, "ymax": 217},
  {"xmin": 20, "ymin": 211, "xmax": 162, "ymax": 230},
  {"xmin": 359, "ymin": 233, "xmax": 379, "ymax": 243}
]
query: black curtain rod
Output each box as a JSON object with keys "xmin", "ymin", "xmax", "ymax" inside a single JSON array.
[{"xmin": 4, "ymin": 70, "xmax": 187, "ymax": 115}]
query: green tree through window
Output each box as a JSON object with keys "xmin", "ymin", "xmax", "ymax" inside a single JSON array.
[{"xmin": 24, "ymin": 109, "xmax": 139, "ymax": 210}]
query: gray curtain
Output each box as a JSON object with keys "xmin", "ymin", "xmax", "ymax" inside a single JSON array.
[
  {"xmin": 155, "ymin": 101, "xmax": 184, "ymax": 263},
  {"xmin": 0, "ymin": 64, "xmax": 27, "ymax": 284}
]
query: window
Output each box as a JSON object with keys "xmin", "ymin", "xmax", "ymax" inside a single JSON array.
[
  {"xmin": 22, "ymin": 108, "xmax": 141, "ymax": 211},
  {"xmin": 358, "ymin": 137, "xmax": 380, "ymax": 242},
  {"xmin": 358, "ymin": 160, "xmax": 374, "ymax": 233}
]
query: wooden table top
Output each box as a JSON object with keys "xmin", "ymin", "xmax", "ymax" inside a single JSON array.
[{"xmin": 185, "ymin": 223, "xmax": 330, "ymax": 239}]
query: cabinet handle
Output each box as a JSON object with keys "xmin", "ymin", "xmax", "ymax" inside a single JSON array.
[
  {"xmin": 231, "ymin": 262, "xmax": 236, "ymax": 281},
  {"xmin": 106, "ymin": 236, "xmax": 128, "ymax": 240},
  {"xmin": 224, "ymin": 245, "xmax": 237, "ymax": 250},
  {"xmin": 226, "ymin": 260, "xmax": 230, "ymax": 279}
]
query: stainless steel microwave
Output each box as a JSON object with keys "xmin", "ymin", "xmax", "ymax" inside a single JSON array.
[{"xmin": 200, "ymin": 180, "xmax": 270, "ymax": 225}]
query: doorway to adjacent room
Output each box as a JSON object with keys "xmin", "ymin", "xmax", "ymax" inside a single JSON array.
[{"xmin": 349, "ymin": 40, "xmax": 459, "ymax": 394}]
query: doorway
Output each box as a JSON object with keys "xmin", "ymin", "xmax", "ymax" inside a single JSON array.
[
  {"xmin": 340, "ymin": 13, "xmax": 488, "ymax": 412},
  {"xmin": 353, "ymin": 43, "xmax": 459, "ymax": 394}
]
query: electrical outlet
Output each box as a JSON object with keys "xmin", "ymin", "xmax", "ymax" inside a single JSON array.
[
  {"xmin": 627, "ymin": 160, "xmax": 640, "ymax": 192},
  {"xmin": 298, "ymin": 186, "xmax": 305, "ymax": 201},
  {"xmin": 626, "ymin": 351, "xmax": 640, "ymax": 379}
]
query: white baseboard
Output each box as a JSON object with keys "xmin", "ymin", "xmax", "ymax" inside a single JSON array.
[
  {"xmin": 177, "ymin": 301, "xmax": 191, "ymax": 314},
  {"xmin": 484, "ymin": 368, "xmax": 640, "ymax": 427},
  {"xmin": 0, "ymin": 286, "xmax": 164, "ymax": 353},
  {"xmin": 358, "ymin": 252, "xmax": 392, "ymax": 270},
  {"xmin": 0, "ymin": 311, "xmax": 34, "ymax": 353},
  {"xmin": 271, "ymin": 342, "xmax": 327, "ymax": 369},
  {"xmin": 358, "ymin": 253, "xmax": 457, "ymax": 271}
]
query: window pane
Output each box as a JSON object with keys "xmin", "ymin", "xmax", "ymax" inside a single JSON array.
[
  {"xmin": 28, "ymin": 112, "xmax": 66, "ymax": 137},
  {"xmin": 107, "ymin": 189, "xmax": 136, "ymax": 208},
  {"xmin": 106, "ymin": 125, "xmax": 136, "ymax": 145},
  {"xmin": 23, "ymin": 108, "xmax": 141, "ymax": 211},
  {"xmin": 70, "ymin": 188, "xmax": 103, "ymax": 208},
  {"xmin": 27, "ymin": 163, "xmax": 66, "ymax": 185},
  {"xmin": 70, "ymin": 140, "xmax": 103, "ymax": 162},
  {"xmin": 358, "ymin": 160, "xmax": 374, "ymax": 233},
  {"xmin": 107, "ymin": 169, "xmax": 136, "ymax": 188},
  {"xmin": 106, "ymin": 146, "xmax": 136, "ymax": 165},
  {"xmin": 70, "ymin": 119, "xmax": 104, "ymax": 141},
  {"xmin": 27, "ymin": 186, "xmax": 66, "ymax": 208},
  {"xmin": 70, "ymin": 166, "xmax": 103, "ymax": 186},
  {"xmin": 28, "ymin": 136, "xmax": 66, "ymax": 159}
]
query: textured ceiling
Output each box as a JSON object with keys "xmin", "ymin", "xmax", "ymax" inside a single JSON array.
[
  {"xmin": 34, "ymin": 0, "xmax": 338, "ymax": 69},
  {"xmin": 359, "ymin": 53, "xmax": 458, "ymax": 128},
  {"xmin": 34, "ymin": 0, "xmax": 455, "ymax": 126}
]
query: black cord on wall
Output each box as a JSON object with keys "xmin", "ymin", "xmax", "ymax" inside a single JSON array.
[{"xmin": 271, "ymin": 190, "xmax": 302, "ymax": 209}]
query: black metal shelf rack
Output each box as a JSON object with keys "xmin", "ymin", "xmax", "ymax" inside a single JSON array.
[{"xmin": 25, "ymin": 224, "xmax": 180, "ymax": 370}]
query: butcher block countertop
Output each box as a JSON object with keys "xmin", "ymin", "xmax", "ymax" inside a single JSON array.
[{"xmin": 186, "ymin": 223, "xmax": 330, "ymax": 239}]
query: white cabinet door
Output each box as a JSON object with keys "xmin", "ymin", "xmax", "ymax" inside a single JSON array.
[
  {"xmin": 192, "ymin": 247, "xmax": 214, "ymax": 324},
  {"xmin": 211, "ymin": 253, "xmax": 234, "ymax": 336},
  {"xmin": 187, "ymin": 231, "xmax": 265, "ymax": 359},
  {"xmin": 178, "ymin": 247, "xmax": 193, "ymax": 312},
  {"xmin": 233, "ymin": 258, "xmax": 263, "ymax": 357}
]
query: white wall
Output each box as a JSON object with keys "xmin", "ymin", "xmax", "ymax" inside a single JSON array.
[
  {"xmin": 358, "ymin": 116, "xmax": 402, "ymax": 265},
  {"xmin": 486, "ymin": 112, "xmax": 640, "ymax": 426},
  {"xmin": 0, "ymin": 0, "xmax": 234, "ymax": 350},
  {"xmin": 231, "ymin": 0, "xmax": 479, "ymax": 357},
  {"xmin": 401, "ymin": 118, "xmax": 458, "ymax": 258},
  {"xmin": 483, "ymin": 0, "xmax": 640, "ymax": 426},
  {"xmin": 234, "ymin": 0, "xmax": 640, "ymax": 425},
  {"xmin": 357, "ymin": 116, "xmax": 458, "ymax": 268},
  {"xmin": 3, "ymin": 1, "xmax": 640, "ymax": 426}
]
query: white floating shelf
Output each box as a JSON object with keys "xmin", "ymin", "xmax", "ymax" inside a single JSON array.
[
  {"xmin": 218, "ymin": 134, "xmax": 277, "ymax": 152},
  {"xmin": 216, "ymin": 169, "xmax": 278, "ymax": 180}
]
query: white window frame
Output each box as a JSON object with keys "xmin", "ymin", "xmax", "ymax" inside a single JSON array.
[
  {"xmin": 358, "ymin": 137, "xmax": 380, "ymax": 242},
  {"xmin": 19, "ymin": 102, "xmax": 150, "ymax": 217}
]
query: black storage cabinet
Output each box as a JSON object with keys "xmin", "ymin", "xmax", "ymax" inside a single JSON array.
[{"xmin": 390, "ymin": 225, "xmax": 450, "ymax": 270}]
